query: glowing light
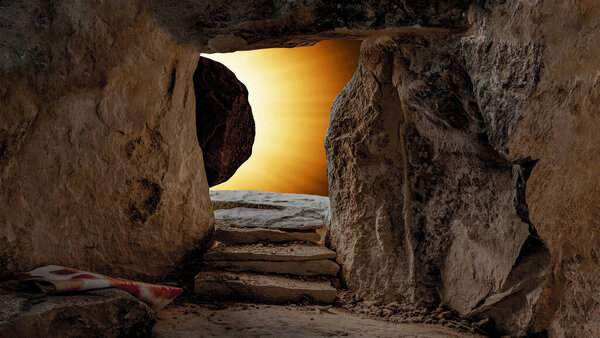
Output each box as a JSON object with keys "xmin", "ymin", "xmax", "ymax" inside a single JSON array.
[{"xmin": 203, "ymin": 40, "xmax": 361, "ymax": 196}]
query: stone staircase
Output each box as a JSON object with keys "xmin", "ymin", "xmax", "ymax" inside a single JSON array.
[{"xmin": 194, "ymin": 191, "xmax": 340, "ymax": 304}]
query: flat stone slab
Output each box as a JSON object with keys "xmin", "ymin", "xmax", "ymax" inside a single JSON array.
[
  {"xmin": 211, "ymin": 190, "xmax": 330, "ymax": 210},
  {"xmin": 0, "ymin": 281, "xmax": 156, "ymax": 337},
  {"xmin": 210, "ymin": 190, "xmax": 329, "ymax": 230},
  {"xmin": 205, "ymin": 243, "xmax": 336, "ymax": 261},
  {"xmin": 194, "ymin": 271, "xmax": 337, "ymax": 304},
  {"xmin": 214, "ymin": 227, "xmax": 322, "ymax": 244},
  {"xmin": 205, "ymin": 259, "xmax": 340, "ymax": 276}
]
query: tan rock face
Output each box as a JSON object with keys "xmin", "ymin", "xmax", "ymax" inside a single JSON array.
[
  {"xmin": 325, "ymin": 1, "xmax": 600, "ymax": 336},
  {"xmin": 0, "ymin": 0, "xmax": 214, "ymax": 279},
  {"xmin": 325, "ymin": 34, "xmax": 550, "ymax": 335},
  {"xmin": 464, "ymin": 1, "xmax": 600, "ymax": 336}
]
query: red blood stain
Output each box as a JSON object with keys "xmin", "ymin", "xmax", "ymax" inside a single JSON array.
[
  {"xmin": 150, "ymin": 285, "xmax": 183, "ymax": 300},
  {"xmin": 50, "ymin": 268, "xmax": 80, "ymax": 275},
  {"xmin": 114, "ymin": 281, "xmax": 142, "ymax": 297},
  {"xmin": 70, "ymin": 274, "xmax": 98, "ymax": 280}
]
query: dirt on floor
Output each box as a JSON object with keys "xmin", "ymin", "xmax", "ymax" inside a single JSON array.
[{"xmin": 151, "ymin": 302, "xmax": 484, "ymax": 338}]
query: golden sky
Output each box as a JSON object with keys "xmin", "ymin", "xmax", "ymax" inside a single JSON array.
[{"xmin": 203, "ymin": 40, "xmax": 362, "ymax": 196}]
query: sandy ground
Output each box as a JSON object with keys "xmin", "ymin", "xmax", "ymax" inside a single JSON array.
[{"xmin": 152, "ymin": 303, "xmax": 483, "ymax": 338}]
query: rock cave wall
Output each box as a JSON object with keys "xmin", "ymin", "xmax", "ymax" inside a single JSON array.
[
  {"xmin": 325, "ymin": 33, "xmax": 550, "ymax": 335},
  {"xmin": 0, "ymin": 0, "xmax": 214, "ymax": 279},
  {"xmin": 1, "ymin": 0, "xmax": 599, "ymax": 336},
  {"xmin": 326, "ymin": 1, "xmax": 600, "ymax": 336}
]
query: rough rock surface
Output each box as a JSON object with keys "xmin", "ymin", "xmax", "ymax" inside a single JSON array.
[
  {"xmin": 0, "ymin": 282, "xmax": 156, "ymax": 337},
  {"xmin": 205, "ymin": 259, "xmax": 340, "ymax": 277},
  {"xmin": 0, "ymin": 0, "xmax": 214, "ymax": 279},
  {"xmin": 463, "ymin": 2, "xmax": 600, "ymax": 336},
  {"xmin": 214, "ymin": 227, "xmax": 322, "ymax": 245},
  {"xmin": 195, "ymin": 271, "xmax": 337, "ymax": 304},
  {"xmin": 325, "ymin": 34, "xmax": 550, "ymax": 335},
  {"xmin": 149, "ymin": 0, "xmax": 471, "ymax": 52},
  {"xmin": 204, "ymin": 243, "xmax": 336, "ymax": 261},
  {"xmin": 153, "ymin": 303, "xmax": 479, "ymax": 337},
  {"xmin": 211, "ymin": 190, "xmax": 329, "ymax": 230},
  {"xmin": 194, "ymin": 57, "xmax": 254, "ymax": 187},
  {"xmin": 325, "ymin": 1, "xmax": 600, "ymax": 336}
]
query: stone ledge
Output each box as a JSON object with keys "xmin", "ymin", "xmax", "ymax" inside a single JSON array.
[{"xmin": 0, "ymin": 281, "xmax": 156, "ymax": 338}]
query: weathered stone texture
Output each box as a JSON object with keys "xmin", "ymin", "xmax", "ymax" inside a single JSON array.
[
  {"xmin": 0, "ymin": 283, "xmax": 156, "ymax": 337},
  {"xmin": 325, "ymin": 34, "xmax": 550, "ymax": 335},
  {"xmin": 0, "ymin": 0, "xmax": 214, "ymax": 279},
  {"xmin": 464, "ymin": 1, "xmax": 600, "ymax": 336},
  {"xmin": 149, "ymin": 0, "xmax": 471, "ymax": 52},
  {"xmin": 194, "ymin": 57, "xmax": 254, "ymax": 187}
]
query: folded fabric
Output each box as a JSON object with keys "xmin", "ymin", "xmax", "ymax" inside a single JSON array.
[{"xmin": 15, "ymin": 265, "xmax": 182, "ymax": 311}]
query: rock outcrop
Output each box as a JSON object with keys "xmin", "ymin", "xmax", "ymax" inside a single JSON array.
[
  {"xmin": 0, "ymin": 0, "xmax": 214, "ymax": 279},
  {"xmin": 325, "ymin": 34, "xmax": 550, "ymax": 335},
  {"xmin": 464, "ymin": 2, "xmax": 600, "ymax": 336},
  {"xmin": 0, "ymin": 282, "xmax": 156, "ymax": 337},
  {"xmin": 326, "ymin": 1, "xmax": 600, "ymax": 336},
  {"xmin": 194, "ymin": 57, "xmax": 254, "ymax": 187}
]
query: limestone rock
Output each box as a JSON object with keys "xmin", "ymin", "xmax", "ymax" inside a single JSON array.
[
  {"xmin": 0, "ymin": 283, "xmax": 156, "ymax": 337},
  {"xmin": 205, "ymin": 259, "xmax": 340, "ymax": 277},
  {"xmin": 194, "ymin": 271, "xmax": 337, "ymax": 304},
  {"xmin": 0, "ymin": 0, "xmax": 214, "ymax": 279},
  {"xmin": 194, "ymin": 57, "xmax": 254, "ymax": 187},
  {"xmin": 214, "ymin": 227, "xmax": 322, "ymax": 245},
  {"xmin": 325, "ymin": 34, "xmax": 549, "ymax": 335},
  {"xmin": 463, "ymin": 2, "xmax": 600, "ymax": 336},
  {"xmin": 211, "ymin": 190, "xmax": 329, "ymax": 230},
  {"xmin": 205, "ymin": 243, "xmax": 336, "ymax": 261}
]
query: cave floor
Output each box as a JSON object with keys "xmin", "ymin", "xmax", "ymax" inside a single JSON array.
[{"xmin": 151, "ymin": 303, "xmax": 481, "ymax": 338}]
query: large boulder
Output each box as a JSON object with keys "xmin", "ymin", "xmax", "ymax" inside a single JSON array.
[
  {"xmin": 325, "ymin": 34, "xmax": 550, "ymax": 335},
  {"xmin": 0, "ymin": 0, "xmax": 214, "ymax": 279},
  {"xmin": 194, "ymin": 58, "xmax": 255, "ymax": 187},
  {"xmin": 464, "ymin": 1, "xmax": 600, "ymax": 336},
  {"xmin": 326, "ymin": 1, "xmax": 600, "ymax": 336}
]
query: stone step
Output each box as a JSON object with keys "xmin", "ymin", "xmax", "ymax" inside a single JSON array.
[
  {"xmin": 204, "ymin": 259, "xmax": 340, "ymax": 276},
  {"xmin": 211, "ymin": 191, "xmax": 329, "ymax": 232},
  {"xmin": 205, "ymin": 243, "xmax": 336, "ymax": 261},
  {"xmin": 194, "ymin": 271, "xmax": 336, "ymax": 304},
  {"xmin": 214, "ymin": 208, "xmax": 324, "ymax": 230},
  {"xmin": 214, "ymin": 226, "xmax": 322, "ymax": 245}
]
